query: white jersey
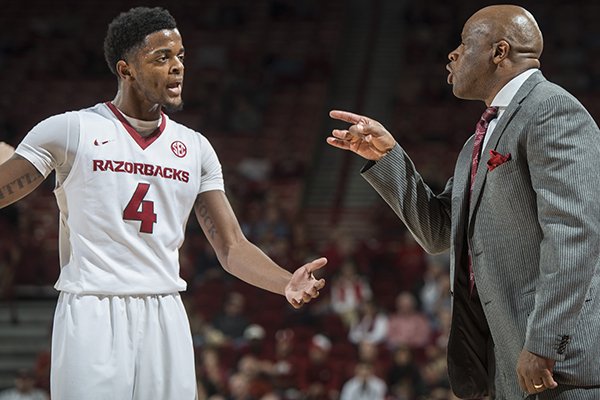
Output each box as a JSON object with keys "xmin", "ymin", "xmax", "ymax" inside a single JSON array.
[{"xmin": 16, "ymin": 102, "xmax": 224, "ymax": 295}]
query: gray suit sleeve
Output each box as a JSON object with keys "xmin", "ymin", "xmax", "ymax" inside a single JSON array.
[
  {"xmin": 360, "ymin": 144, "xmax": 452, "ymax": 254},
  {"xmin": 524, "ymin": 94, "xmax": 600, "ymax": 359}
]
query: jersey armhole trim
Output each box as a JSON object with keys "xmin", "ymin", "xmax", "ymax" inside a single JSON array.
[{"xmin": 57, "ymin": 112, "xmax": 82, "ymax": 191}]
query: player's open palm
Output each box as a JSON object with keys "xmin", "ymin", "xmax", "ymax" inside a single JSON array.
[
  {"xmin": 327, "ymin": 110, "xmax": 397, "ymax": 160},
  {"xmin": 0, "ymin": 142, "xmax": 15, "ymax": 164},
  {"xmin": 285, "ymin": 257, "xmax": 327, "ymax": 308}
]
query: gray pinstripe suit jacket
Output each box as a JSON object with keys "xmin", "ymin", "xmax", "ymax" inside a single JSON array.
[{"xmin": 361, "ymin": 71, "xmax": 600, "ymax": 399}]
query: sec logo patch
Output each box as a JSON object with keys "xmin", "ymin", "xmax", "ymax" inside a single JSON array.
[{"xmin": 171, "ymin": 141, "xmax": 187, "ymax": 158}]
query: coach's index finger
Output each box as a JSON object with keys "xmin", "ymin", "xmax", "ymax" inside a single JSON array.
[{"xmin": 329, "ymin": 110, "xmax": 370, "ymax": 125}]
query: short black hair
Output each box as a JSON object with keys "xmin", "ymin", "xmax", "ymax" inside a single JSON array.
[{"xmin": 103, "ymin": 7, "xmax": 177, "ymax": 76}]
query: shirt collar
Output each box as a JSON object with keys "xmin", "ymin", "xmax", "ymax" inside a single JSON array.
[{"xmin": 490, "ymin": 68, "xmax": 538, "ymax": 108}]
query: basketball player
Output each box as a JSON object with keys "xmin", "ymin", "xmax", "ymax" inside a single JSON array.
[{"xmin": 0, "ymin": 7, "xmax": 326, "ymax": 400}]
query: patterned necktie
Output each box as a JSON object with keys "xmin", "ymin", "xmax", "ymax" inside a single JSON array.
[
  {"xmin": 470, "ymin": 106, "xmax": 499, "ymax": 193},
  {"xmin": 468, "ymin": 106, "xmax": 498, "ymax": 295}
]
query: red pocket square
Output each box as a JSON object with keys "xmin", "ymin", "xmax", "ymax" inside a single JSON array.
[{"xmin": 487, "ymin": 150, "xmax": 511, "ymax": 171}]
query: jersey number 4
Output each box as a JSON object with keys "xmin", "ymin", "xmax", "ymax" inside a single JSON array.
[{"xmin": 123, "ymin": 183, "xmax": 157, "ymax": 233}]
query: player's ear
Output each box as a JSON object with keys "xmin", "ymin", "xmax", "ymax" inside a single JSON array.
[{"xmin": 116, "ymin": 60, "xmax": 134, "ymax": 81}]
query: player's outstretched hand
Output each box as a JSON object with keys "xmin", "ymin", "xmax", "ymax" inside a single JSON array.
[
  {"xmin": 0, "ymin": 142, "xmax": 15, "ymax": 164},
  {"xmin": 327, "ymin": 110, "xmax": 397, "ymax": 161},
  {"xmin": 285, "ymin": 257, "xmax": 327, "ymax": 309}
]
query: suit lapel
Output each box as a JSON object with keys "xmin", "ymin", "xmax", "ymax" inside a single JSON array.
[
  {"xmin": 467, "ymin": 104, "xmax": 520, "ymax": 218},
  {"xmin": 451, "ymin": 142, "xmax": 475, "ymax": 293},
  {"xmin": 455, "ymin": 139, "xmax": 473, "ymax": 217},
  {"xmin": 468, "ymin": 71, "xmax": 546, "ymax": 222}
]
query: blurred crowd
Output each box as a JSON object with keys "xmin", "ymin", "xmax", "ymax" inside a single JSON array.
[
  {"xmin": 1, "ymin": 0, "xmax": 600, "ymax": 399},
  {"xmin": 180, "ymin": 221, "xmax": 454, "ymax": 400}
]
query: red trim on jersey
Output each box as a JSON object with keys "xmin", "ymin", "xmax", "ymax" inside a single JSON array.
[{"xmin": 105, "ymin": 102, "xmax": 167, "ymax": 150}]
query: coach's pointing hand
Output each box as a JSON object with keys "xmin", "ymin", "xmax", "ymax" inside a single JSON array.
[{"xmin": 327, "ymin": 110, "xmax": 396, "ymax": 161}]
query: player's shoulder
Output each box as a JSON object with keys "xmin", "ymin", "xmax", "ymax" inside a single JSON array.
[
  {"xmin": 75, "ymin": 102, "xmax": 114, "ymax": 120},
  {"xmin": 46, "ymin": 103, "xmax": 112, "ymax": 126},
  {"xmin": 165, "ymin": 115, "xmax": 209, "ymax": 141}
]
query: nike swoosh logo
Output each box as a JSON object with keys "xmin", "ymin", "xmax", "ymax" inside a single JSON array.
[{"xmin": 94, "ymin": 139, "xmax": 111, "ymax": 146}]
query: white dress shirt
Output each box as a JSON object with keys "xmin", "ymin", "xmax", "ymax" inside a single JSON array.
[{"xmin": 482, "ymin": 68, "xmax": 538, "ymax": 150}]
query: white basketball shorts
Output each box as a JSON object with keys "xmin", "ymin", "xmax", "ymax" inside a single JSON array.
[{"xmin": 50, "ymin": 292, "xmax": 197, "ymax": 400}]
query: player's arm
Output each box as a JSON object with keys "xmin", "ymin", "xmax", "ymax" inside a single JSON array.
[
  {"xmin": 0, "ymin": 150, "xmax": 44, "ymax": 209},
  {"xmin": 0, "ymin": 113, "xmax": 76, "ymax": 210},
  {"xmin": 193, "ymin": 190, "xmax": 326, "ymax": 308}
]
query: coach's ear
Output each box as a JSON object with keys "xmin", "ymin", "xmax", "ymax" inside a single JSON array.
[{"xmin": 116, "ymin": 60, "xmax": 134, "ymax": 81}]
